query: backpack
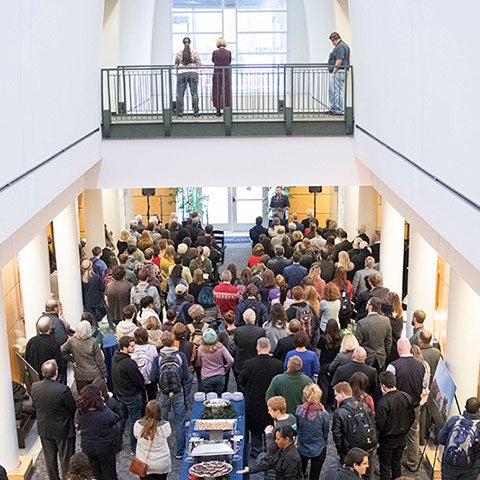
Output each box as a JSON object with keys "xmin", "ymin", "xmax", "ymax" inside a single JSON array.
[
  {"xmin": 444, "ymin": 417, "xmax": 480, "ymax": 467},
  {"xmin": 158, "ymin": 351, "xmax": 183, "ymax": 397},
  {"xmin": 175, "ymin": 300, "xmax": 191, "ymax": 325},
  {"xmin": 131, "ymin": 347, "xmax": 153, "ymax": 383},
  {"xmin": 132, "ymin": 284, "xmax": 153, "ymax": 311},
  {"xmin": 188, "ymin": 322, "xmax": 206, "ymax": 348},
  {"xmin": 338, "ymin": 290, "xmax": 354, "ymax": 326},
  {"xmin": 294, "ymin": 304, "xmax": 316, "ymax": 338},
  {"xmin": 344, "ymin": 402, "xmax": 378, "ymax": 451}
]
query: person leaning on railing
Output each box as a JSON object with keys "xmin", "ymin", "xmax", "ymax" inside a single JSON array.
[{"xmin": 174, "ymin": 37, "xmax": 201, "ymax": 117}]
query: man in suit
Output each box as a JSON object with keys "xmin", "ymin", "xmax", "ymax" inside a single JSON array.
[
  {"xmin": 352, "ymin": 256, "xmax": 379, "ymax": 297},
  {"xmin": 238, "ymin": 337, "xmax": 284, "ymax": 458},
  {"xmin": 25, "ymin": 316, "xmax": 66, "ymax": 383},
  {"xmin": 31, "ymin": 359, "xmax": 76, "ymax": 480},
  {"xmin": 332, "ymin": 228, "xmax": 352, "ymax": 262},
  {"xmin": 283, "ymin": 252, "xmax": 308, "ymax": 289},
  {"xmin": 355, "ymin": 297, "xmax": 392, "ymax": 371},
  {"xmin": 331, "ymin": 347, "xmax": 378, "ymax": 395},
  {"xmin": 233, "ymin": 308, "xmax": 266, "ymax": 386},
  {"xmin": 267, "ymin": 245, "xmax": 292, "ymax": 276}
]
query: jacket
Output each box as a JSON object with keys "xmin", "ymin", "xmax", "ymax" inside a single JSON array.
[
  {"xmin": 249, "ymin": 442, "xmax": 304, "ymax": 480},
  {"xmin": 31, "ymin": 378, "xmax": 76, "ymax": 439},
  {"xmin": 355, "ymin": 313, "xmax": 392, "ymax": 368},
  {"xmin": 111, "ymin": 351, "xmax": 145, "ymax": 398},
  {"xmin": 61, "ymin": 336, "xmax": 107, "ymax": 381},
  {"xmin": 233, "ymin": 324, "xmax": 266, "ymax": 373},
  {"xmin": 376, "ymin": 389, "xmax": 414, "ymax": 447},
  {"xmin": 332, "ymin": 397, "xmax": 374, "ymax": 455},
  {"xmin": 323, "ymin": 466, "xmax": 362, "ymax": 479},
  {"xmin": 134, "ymin": 420, "xmax": 172, "ymax": 474},
  {"xmin": 266, "ymin": 371, "xmax": 312, "ymax": 415},
  {"xmin": 331, "ymin": 361, "xmax": 378, "ymax": 395}
]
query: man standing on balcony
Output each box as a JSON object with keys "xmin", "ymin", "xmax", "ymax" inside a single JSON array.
[{"xmin": 328, "ymin": 32, "xmax": 350, "ymax": 115}]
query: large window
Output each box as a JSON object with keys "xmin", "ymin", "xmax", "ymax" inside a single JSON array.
[{"xmin": 172, "ymin": 0, "xmax": 287, "ymax": 65}]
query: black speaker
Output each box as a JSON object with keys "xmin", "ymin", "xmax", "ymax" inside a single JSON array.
[
  {"xmin": 142, "ymin": 188, "xmax": 156, "ymax": 196},
  {"xmin": 309, "ymin": 186, "xmax": 322, "ymax": 193}
]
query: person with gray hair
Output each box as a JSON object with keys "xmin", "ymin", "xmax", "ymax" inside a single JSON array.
[
  {"xmin": 61, "ymin": 320, "xmax": 107, "ymax": 393},
  {"xmin": 214, "ymin": 269, "xmax": 240, "ymax": 315},
  {"xmin": 352, "ymin": 256, "xmax": 380, "ymax": 296},
  {"xmin": 25, "ymin": 316, "xmax": 66, "ymax": 382},
  {"xmin": 41, "ymin": 298, "xmax": 69, "ymax": 346},
  {"xmin": 238, "ymin": 335, "xmax": 284, "ymax": 457},
  {"xmin": 31, "ymin": 359, "xmax": 76, "ymax": 480}
]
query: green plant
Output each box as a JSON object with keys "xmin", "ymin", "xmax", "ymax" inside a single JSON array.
[{"xmin": 168, "ymin": 187, "xmax": 208, "ymax": 221}]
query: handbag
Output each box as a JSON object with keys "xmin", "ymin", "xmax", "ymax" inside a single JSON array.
[{"xmin": 129, "ymin": 432, "xmax": 154, "ymax": 477}]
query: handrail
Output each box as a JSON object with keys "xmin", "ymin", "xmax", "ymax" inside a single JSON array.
[{"xmin": 101, "ymin": 64, "xmax": 354, "ymax": 136}]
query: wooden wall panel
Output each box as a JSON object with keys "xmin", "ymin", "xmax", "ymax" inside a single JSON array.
[
  {"xmin": 133, "ymin": 188, "xmax": 176, "ymax": 225},
  {"xmin": 288, "ymin": 186, "xmax": 338, "ymax": 228}
]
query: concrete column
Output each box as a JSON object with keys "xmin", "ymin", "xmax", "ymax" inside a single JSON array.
[
  {"xmin": 18, "ymin": 233, "xmax": 52, "ymax": 340},
  {"xmin": 119, "ymin": 0, "xmax": 156, "ymax": 65},
  {"xmin": 83, "ymin": 189, "xmax": 105, "ymax": 255},
  {"xmin": 102, "ymin": 188, "xmax": 123, "ymax": 245},
  {"xmin": 380, "ymin": 199, "xmax": 404, "ymax": 297},
  {"xmin": 0, "ymin": 278, "xmax": 20, "ymax": 469},
  {"xmin": 446, "ymin": 270, "xmax": 480, "ymax": 406},
  {"xmin": 406, "ymin": 229, "xmax": 438, "ymax": 337},
  {"xmin": 124, "ymin": 188, "xmax": 135, "ymax": 227},
  {"xmin": 53, "ymin": 202, "xmax": 83, "ymax": 328},
  {"xmin": 337, "ymin": 185, "xmax": 359, "ymax": 240},
  {"xmin": 358, "ymin": 186, "xmax": 378, "ymax": 242},
  {"xmin": 152, "ymin": 0, "xmax": 173, "ymax": 64}
]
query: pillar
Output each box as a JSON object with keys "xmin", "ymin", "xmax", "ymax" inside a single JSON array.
[
  {"xmin": 152, "ymin": 0, "xmax": 173, "ymax": 64},
  {"xmin": 380, "ymin": 199, "xmax": 404, "ymax": 297},
  {"xmin": 53, "ymin": 202, "xmax": 83, "ymax": 328},
  {"xmin": 0, "ymin": 280, "xmax": 20, "ymax": 469},
  {"xmin": 445, "ymin": 270, "xmax": 480, "ymax": 406},
  {"xmin": 406, "ymin": 229, "xmax": 438, "ymax": 337},
  {"xmin": 102, "ymin": 188, "xmax": 123, "ymax": 244},
  {"xmin": 357, "ymin": 186, "xmax": 378, "ymax": 242},
  {"xmin": 124, "ymin": 188, "xmax": 135, "ymax": 226},
  {"xmin": 18, "ymin": 233, "xmax": 52, "ymax": 340},
  {"xmin": 83, "ymin": 189, "xmax": 105, "ymax": 255},
  {"xmin": 337, "ymin": 185, "xmax": 359, "ymax": 240}
]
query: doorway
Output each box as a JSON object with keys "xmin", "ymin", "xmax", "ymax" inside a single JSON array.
[{"xmin": 202, "ymin": 186, "xmax": 266, "ymax": 232}]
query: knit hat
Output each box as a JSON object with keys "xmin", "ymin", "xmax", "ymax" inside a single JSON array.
[
  {"xmin": 202, "ymin": 328, "xmax": 217, "ymax": 344},
  {"xmin": 175, "ymin": 284, "xmax": 188, "ymax": 295}
]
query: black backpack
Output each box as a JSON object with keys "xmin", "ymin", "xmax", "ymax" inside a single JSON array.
[
  {"xmin": 244, "ymin": 299, "xmax": 264, "ymax": 326},
  {"xmin": 338, "ymin": 290, "xmax": 354, "ymax": 326},
  {"xmin": 444, "ymin": 416, "xmax": 480, "ymax": 467},
  {"xmin": 344, "ymin": 401, "xmax": 378, "ymax": 451},
  {"xmin": 158, "ymin": 351, "xmax": 183, "ymax": 397}
]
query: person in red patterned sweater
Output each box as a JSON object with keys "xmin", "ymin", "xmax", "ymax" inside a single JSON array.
[{"xmin": 213, "ymin": 270, "xmax": 240, "ymax": 314}]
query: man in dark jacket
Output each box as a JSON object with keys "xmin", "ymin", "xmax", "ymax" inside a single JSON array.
[
  {"xmin": 267, "ymin": 245, "xmax": 292, "ymax": 276},
  {"xmin": 332, "ymin": 382, "xmax": 376, "ymax": 473},
  {"xmin": 283, "ymin": 252, "xmax": 308, "ymax": 289},
  {"xmin": 238, "ymin": 337, "xmax": 284, "ymax": 458},
  {"xmin": 324, "ymin": 447, "xmax": 370, "ymax": 479},
  {"xmin": 249, "ymin": 216, "xmax": 268, "ymax": 245},
  {"xmin": 25, "ymin": 316, "xmax": 66, "ymax": 383},
  {"xmin": 41, "ymin": 298, "xmax": 69, "ymax": 346},
  {"xmin": 111, "ymin": 335, "xmax": 145, "ymax": 454},
  {"xmin": 233, "ymin": 309, "xmax": 266, "ymax": 384},
  {"xmin": 376, "ymin": 371, "xmax": 414, "ymax": 480},
  {"xmin": 332, "ymin": 347, "xmax": 378, "ymax": 395},
  {"xmin": 31, "ymin": 359, "xmax": 76, "ymax": 480}
]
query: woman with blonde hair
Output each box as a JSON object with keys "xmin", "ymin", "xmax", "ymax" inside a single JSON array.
[
  {"xmin": 159, "ymin": 245, "xmax": 175, "ymax": 292},
  {"xmin": 308, "ymin": 264, "xmax": 326, "ymax": 300},
  {"xmin": 328, "ymin": 333, "xmax": 359, "ymax": 376},
  {"xmin": 212, "ymin": 36, "xmax": 231, "ymax": 117},
  {"xmin": 197, "ymin": 328, "xmax": 234, "ymax": 396},
  {"xmin": 336, "ymin": 250, "xmax": 355, "ymax": 282},
  {"xmin": 133, "ymin": 400, "xmax": 172, "ymax": 480},
  {"xmin": 61, "ymin": 320, "xmax": 107, "ymax": 393},
  {"xmin": 189, "ymin": 268, "xmax": 207, "ymax": 303},
  {"xmin": 117, "ymin": 229, "xmax": 131, "ymax": 255},
  {"xmin": 144, "ymin": 316, "xmax": 163, "ymax": 349},
  {"xmin": 295, "ymin": 383, "xmax": 329, "ymax": 480},
  {"xmin": 80, "ymin": 259, "xmax": 108, "ymax": 325}
]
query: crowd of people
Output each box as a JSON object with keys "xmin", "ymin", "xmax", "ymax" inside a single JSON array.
[{"xmin": 20, "ymin": 208, "xmax": 480, "ymax": 480}]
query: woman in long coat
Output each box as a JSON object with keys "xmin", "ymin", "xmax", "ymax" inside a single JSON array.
[{"xmin": 212, "ymin": 37, "xmax": 231, "ymax": 116}]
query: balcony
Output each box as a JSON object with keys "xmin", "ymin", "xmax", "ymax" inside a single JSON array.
[{"xmin": 101, "ymin": 64, "xmax": 354, "ymax": 138}]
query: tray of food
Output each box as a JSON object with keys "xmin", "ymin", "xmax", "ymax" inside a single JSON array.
[
  {"xmin": 195, "ymin": 418, "xmax": 237, "ymax": 431},
  {"xmin": 189, "ymin": 460, "xmax": 233, "ymax": 478},
  {"xmin": 203, "ymin": 399, "xmax": 231, "ymax": 409}
]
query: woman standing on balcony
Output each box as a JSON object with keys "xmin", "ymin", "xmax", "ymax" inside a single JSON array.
[
  {"xmin": 212, "ymin": 37, "xmax": 231, "ymax": 117},
  {"xmin": 175, "ymin": 37, "xmax": 201, "ymax": 117}
]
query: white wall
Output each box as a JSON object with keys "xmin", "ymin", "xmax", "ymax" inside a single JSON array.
[
  {"xmin": 97, "ymin": 137, "xmax": 363, "ymax": 188},
  {"xmin": 349, "ymin": 0, "xmax": 480, "ymax": 206},
  {"xmin": 1, "ymin": 1, "xmax": 103, "ymax": 188}
]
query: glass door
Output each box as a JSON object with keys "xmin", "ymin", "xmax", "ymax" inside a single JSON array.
[{"xmin": 232, "ymin": 186, "xmax": 264, "ymax": 231}]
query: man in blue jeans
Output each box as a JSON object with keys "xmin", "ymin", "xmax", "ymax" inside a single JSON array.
[
  {"xmin": 327, "ymin": 31, "xmax": 350, "ymax": 115},
  {"xmin": 156, "ymin": 331, "xmax": 191, "ymax": 459},
  {"xmin": 111, "ymin": 335, "xmax": 145, "ymax": 454}
]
